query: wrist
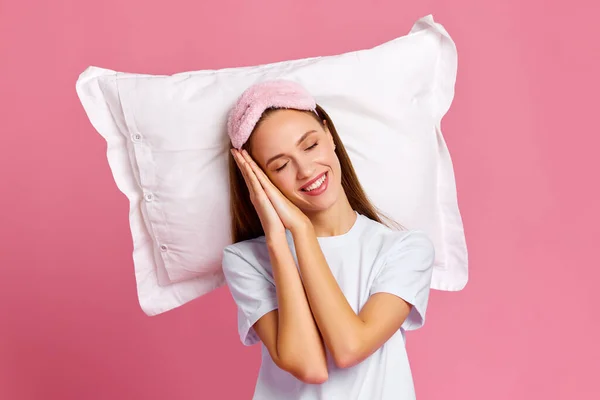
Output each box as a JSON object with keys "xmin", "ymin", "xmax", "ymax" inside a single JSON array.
[
  {"xmin": 289, "ymin": 217, "xmax": 313, "ymax": 237},
  {"xmin": 266, "ymin": 233, "xmax": 288, "ymax": 249}
]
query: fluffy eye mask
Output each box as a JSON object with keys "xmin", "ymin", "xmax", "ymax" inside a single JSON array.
[{"xmin": 227, "ymin": 79, "xmax": 318, "ymax": 149}]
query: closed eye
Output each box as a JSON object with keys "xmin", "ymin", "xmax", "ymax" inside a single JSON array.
[
  {"xmin": 275, "ymin": 142, "xmax": 318, "ymax": 173},
  {"xmin": 275, "ymin": 162, "xmax": 288, "ymax": 172}
]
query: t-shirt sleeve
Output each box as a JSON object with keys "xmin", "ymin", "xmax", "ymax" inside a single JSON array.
[
  {"xmin": 369, "ymin": 230, "xmax": 436, "ymax": 331},
  {"xmin": 221, "ymin": 246, "xmax": 279, "ymax": 346}
]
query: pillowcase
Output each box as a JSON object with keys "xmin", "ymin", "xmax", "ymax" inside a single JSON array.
[{"xmin": 75, "ymin": 14, "xmax": 467, "ymax": 316}]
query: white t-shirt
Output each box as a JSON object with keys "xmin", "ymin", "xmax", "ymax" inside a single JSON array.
[{"xmin": 222, "ymin": 211, "xmax": 436, "ymax": 400}]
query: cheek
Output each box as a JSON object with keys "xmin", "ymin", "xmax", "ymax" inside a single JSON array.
[
  {"xmin": 324, "ymin": 151, "xmax": 341, "ymax": 173},
  {"xmin": 269, "ymin": 172, "xmax": 296, "ymax": 195},
  {"xmin": 314, "ymin": 146, "xmax": 335, "ymax": 165},
  {"xmin": 330, "ymin": 155, "xmax": 343, "ymax": 188}
]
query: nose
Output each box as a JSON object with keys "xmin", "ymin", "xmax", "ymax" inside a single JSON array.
[{"xmin": 296, "ymin": 158, "xmax": 315, "ymax": 181}]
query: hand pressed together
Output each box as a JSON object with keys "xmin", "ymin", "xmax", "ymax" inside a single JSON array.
[{"xmin": 231, "ymin": 148, "xmax": 311, "ymax": 239}]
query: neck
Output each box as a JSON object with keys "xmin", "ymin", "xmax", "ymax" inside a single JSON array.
[{"xmin": 304, "ymin": 195, "xmax": 357, "ymax": 237}]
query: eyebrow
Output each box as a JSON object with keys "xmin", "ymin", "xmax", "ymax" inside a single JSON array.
[{"xmin": 265, "ymin": 130, "xmax": 318, "ymax": 167}]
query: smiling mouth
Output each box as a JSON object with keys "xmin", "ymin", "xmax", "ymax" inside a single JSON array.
[{"xmin": 300, "ymin": 172, "xmax": 328, "ymax": 192}]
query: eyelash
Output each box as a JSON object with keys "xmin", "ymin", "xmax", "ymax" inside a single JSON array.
[{"xmin": 275, "ymin": 142, "xmax": 319, "ymax": 172}]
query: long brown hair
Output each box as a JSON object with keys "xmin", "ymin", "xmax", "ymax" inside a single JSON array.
[{"xmin": 228, "ymin": 104, "xmax": 405, "ymax": 243}]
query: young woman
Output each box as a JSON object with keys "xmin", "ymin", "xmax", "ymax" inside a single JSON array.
[{"xmin": 222, "ymin": 80, "xmax": 436, "ymax": 399}]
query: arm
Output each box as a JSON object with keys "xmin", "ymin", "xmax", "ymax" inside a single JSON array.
[
  {"xmin": 229, "ymin": 149, "xmax": 328, "ymax": 383},
  {"xmin": 234, "ymin": 149, "xmax": 434, "ymax": 370},
  {"xmin": 291, "ymin": 223, "xmax": 420, "ymax": 369},
  {"xmin": 253, "ymin": 235, "xmax": 329, "ymax": 384}
]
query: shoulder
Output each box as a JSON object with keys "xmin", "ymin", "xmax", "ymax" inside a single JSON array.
[
  {"xmin": 222, "ymin": 235, "xmax": 271, "ymax": 274},
  {"xmin": 224, "ymin": 235, "xmax": 267, "ymax": 256},
  {"xmin": 391, "ymin": 229, "xmax": 435, "ymax": 251},
  {"xmin": 358, "ymin": 215, "xmax": 435, "ymax": 259}
]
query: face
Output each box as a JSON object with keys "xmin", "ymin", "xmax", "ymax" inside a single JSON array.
[{"xmin": 248, "ymin": 109, "xmax": 342, "ymax": 214}]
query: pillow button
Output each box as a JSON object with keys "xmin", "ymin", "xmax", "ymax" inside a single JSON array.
[{"xmin": 159, "ymin": 244, "xmax": 168, "ymax": 252}]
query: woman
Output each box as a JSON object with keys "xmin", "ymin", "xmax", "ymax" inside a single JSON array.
[{"xmin": 222, "ymin": 79, "xmax": 436, "ymax": 399}]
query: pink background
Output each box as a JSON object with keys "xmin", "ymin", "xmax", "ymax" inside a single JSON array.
[{"xmin": 1, "ymin": 0, "xmax": 598, "ymax": 399}]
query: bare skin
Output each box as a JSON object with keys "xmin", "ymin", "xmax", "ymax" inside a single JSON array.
[{"xmin": 231, "ymin": 109, "xmax": 413, "ymax": 380}]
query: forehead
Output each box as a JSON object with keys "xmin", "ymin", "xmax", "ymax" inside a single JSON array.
[{"xmin": 250, "ymin": 109, "xmax": 320, "ymax": 154}]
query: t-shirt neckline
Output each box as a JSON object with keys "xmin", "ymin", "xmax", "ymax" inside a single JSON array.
[{"xmin": 283, "ymin": 210, "xmax": 364, "ymax": 249}]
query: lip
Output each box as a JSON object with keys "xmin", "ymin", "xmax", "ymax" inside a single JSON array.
[
  {"xmin": 300, "ymin": 172, "xmax": 328, "ymax": 191},
  {"xmin": 300, "ymin": 171, "xmax": 329, "ymax": 196}
]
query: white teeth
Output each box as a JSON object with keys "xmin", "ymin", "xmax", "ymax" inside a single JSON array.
[{"xmin": 303, "ymin": 173, "xmax": 327, "ymax": 192}]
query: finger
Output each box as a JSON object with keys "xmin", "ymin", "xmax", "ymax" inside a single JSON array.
[
  {"xmin": 240, "ymin": 149, "xmax": 264, "ymax": 176},
  {"xmin": 241, "ymin": 150, "xmax": 275, "ymax": 189},
  {"xmin": 244, "ymin": 161, "xmax": 264, "ymax": 197},
  {"xmin": 232, "ymin": 151, "xmax": 253, "ymax": 192},
  {"xmin": 237, "ymin": 151, "xmax": 265, "ymax": 199},
  {"xmin": 233, "ymin": 151, "xmax": 263, "ymax": 202},
  {"xmin": 232, "ymin": 149, "xmax": 248, "ymax": 171},
  {"xmin": 241, "ymin": 150, "xmax": 281, "ymax": 197}
]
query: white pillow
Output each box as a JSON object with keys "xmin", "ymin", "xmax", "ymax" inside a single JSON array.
[{"xmin": 75, "ymin": 14, "xmax": 467, "ymax": 316}]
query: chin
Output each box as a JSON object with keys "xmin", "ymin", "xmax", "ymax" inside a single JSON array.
[
  {"xmin": 297, "ymin": 188, "xmax": 339, "ymax": 214},
  {"xmin": 300, "ymin": 201, "xmax": 336, "ymax": 215}
]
